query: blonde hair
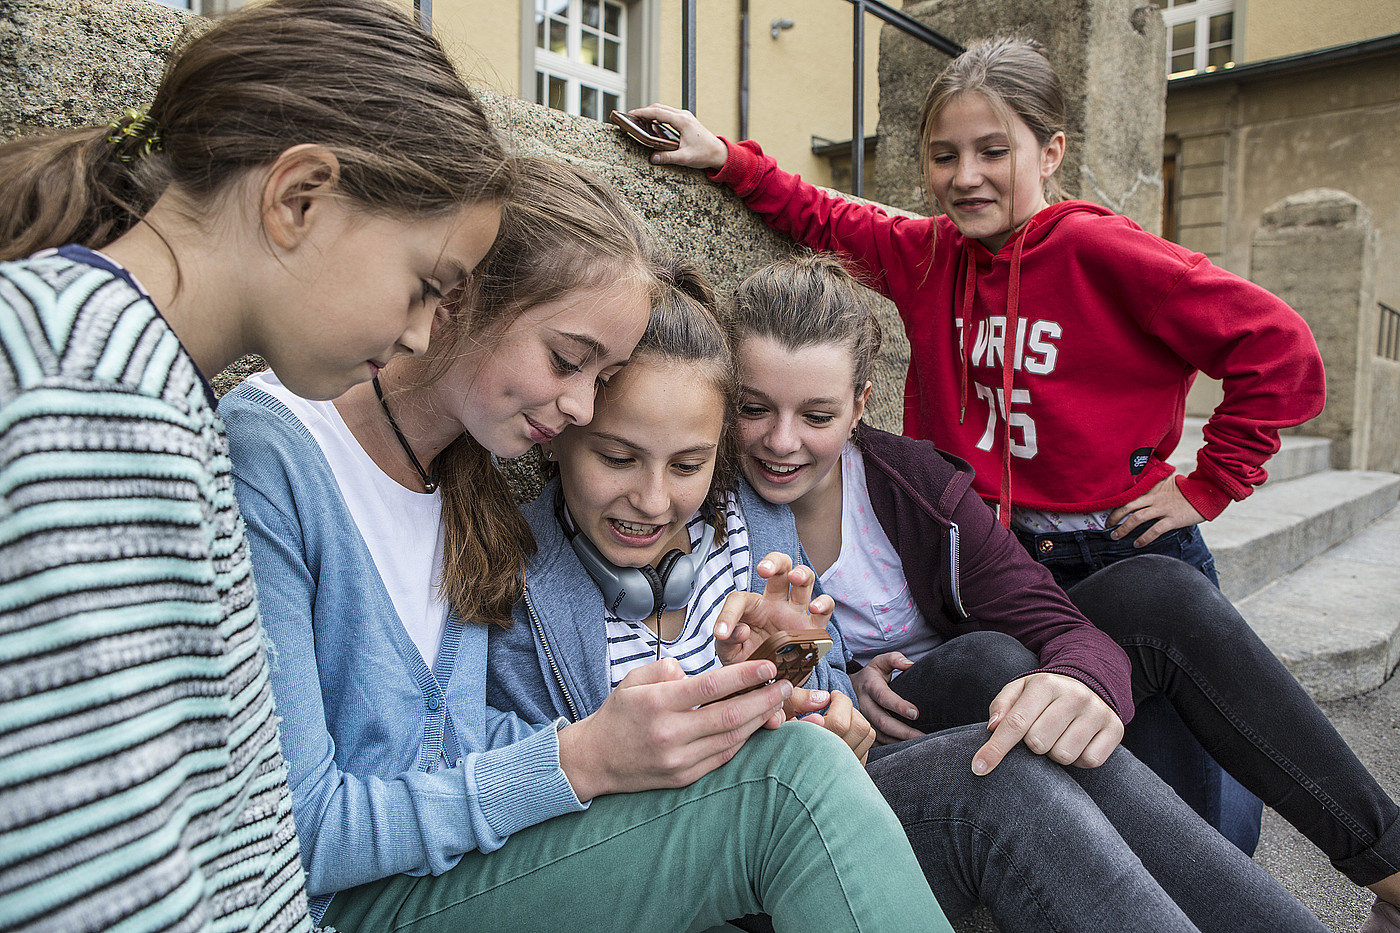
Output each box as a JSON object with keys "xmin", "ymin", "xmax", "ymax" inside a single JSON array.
[
  {"xmin": 0, "ymin": 0, "xmax": 510, "ymax": 261},
  {"xmin": 728, "ymin": 253, "xmax": 882, "ymax": 399}
]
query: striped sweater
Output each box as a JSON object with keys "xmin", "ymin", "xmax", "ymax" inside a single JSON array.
[{"xmin": 0, "ymin": 249, "xmax": 310, "ymax": 933}]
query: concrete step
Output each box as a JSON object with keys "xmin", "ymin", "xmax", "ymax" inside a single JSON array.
[
  {"xmin": 1170, "ymin": 418, "xmax": 1333, "ymax": 485},
  {"xmin": 1239, "ymin": 504, "xmax": 1400, "ymax": 701},
  {"xmin": 1201, "ymin": 469, "xmax": 1400, "ymax": 602}
]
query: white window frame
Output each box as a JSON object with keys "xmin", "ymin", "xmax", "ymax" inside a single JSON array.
[
  {"xmin": 529, "ymin": 0, "xmax": 625, "ymax": 121},
  {"xmin": 1158, "ymin": 0, "xmax": 1237, "ymax": 78},
  {"xmin": 522, "ymin": 0, "xmax": 657, "ymax": 119}
]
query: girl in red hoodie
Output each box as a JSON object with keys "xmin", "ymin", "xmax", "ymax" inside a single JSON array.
[{"xmin": 629, "ymin": 34, "xmax": 1325, "ymax": 866}]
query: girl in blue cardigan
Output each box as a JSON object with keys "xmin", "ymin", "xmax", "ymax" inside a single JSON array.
[{"xmin": 224, "ymin": 158, "xmax": 949, "ymax": 932}]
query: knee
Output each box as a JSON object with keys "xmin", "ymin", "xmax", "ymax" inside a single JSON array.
[
  {"xmin": 1070, "ymin": 554, "xmax": 1238, "ymax": 642},
  {"xmin": 939, "ymin": 632, "xmax": 1039, "ymax": 692}
]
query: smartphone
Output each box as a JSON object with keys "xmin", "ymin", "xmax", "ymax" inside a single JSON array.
[
  {"xmin": 747, "ymin": 628, "xmax": 834, "ymax": 689},
  {"xmin": 609, "ymin": 110, "xmax": 681, "ymax": 151}
]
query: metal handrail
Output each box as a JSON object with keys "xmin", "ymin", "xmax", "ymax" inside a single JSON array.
[
  {"xmin": 681, "ymin": 0, "xmax": 961, "ymax": 197},
  {"xmin": 845, "ymin": 0, "xmax": 962, "ymax": 196},
  {"xmin": 1380, "ymin": 301, "xmax": 1400, "ymax": 361}
]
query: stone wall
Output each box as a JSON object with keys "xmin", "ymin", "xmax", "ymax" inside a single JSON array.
[
  {"xmin": 1250, "ymin": 189, "xmax": 1383, "ymax": 470},
  {"xmin": 0, "ymin": 0, "xmax": 914, "ymax": 435},
  {"xmin": 874, "ymin": 0, "xmax": 1167, "ymax": 234}
]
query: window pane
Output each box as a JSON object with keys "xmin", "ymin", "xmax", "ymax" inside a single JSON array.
[
  {"xmin": 549, "ymin": 75, "xmax": 567, "ymax": 111},
  {"xmin": 604, "ymin": 92, "xmax": 619, "ymax": 116},
  {"xmin": 1171, "ymin": 0, "xmax": 1195, "ymax": 6},
  {"xmin": 550, "ymin": 18, "xmax": 567, "ymax": 55},
  {"xmin": 1171, "ymin": 21, "xmax": 1195, "ymax": 54},
  {"xmin": 604, "ymin": 1, "xmax": 621, "ymax": 36},
  {"xmin": 604, "ymin": 38, "xmax": 619, "ymax": 72},
  {"xmin": 1207, "ymin": 44, "xmax": 1233, "ymax": 69},
  {"xmin": 535, "ymin": 71, "xmax": 544, "ymax": 105},
  {"xmin": 1170, "ymin": 51, "xmax": 1195, "ymax": 75},
  {"xmin": 1209, "ymin": 12, "xmax": 1232, "ymax": 43},
  {"xmin": 580, "ymin": 85, "xmax": 598, "ymax": 120},
  {"xmin": 582, "ymin": 0, "xmax": 599, "ymax": 29},
  {"xmin": 580, "ymin": 32, "xmax": 599, "ymax": 66},
  {"xmin": 536, "ymin": 14, "xmax": 545, "ymax": 49}
]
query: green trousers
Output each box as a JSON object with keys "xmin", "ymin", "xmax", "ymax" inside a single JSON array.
[{"xmin": 320, "ymin": 723, "xmax": 950, "ymax": 933}]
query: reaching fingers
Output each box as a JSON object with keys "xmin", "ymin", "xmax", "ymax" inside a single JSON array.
[{"xmin": 852, "ymin": 665, "xmax": 922, "ymax": 743}]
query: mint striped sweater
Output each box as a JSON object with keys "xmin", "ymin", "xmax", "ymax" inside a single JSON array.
[{"xmin": 0, "ymin": 249, "xmax": 310, "ymax": 933}]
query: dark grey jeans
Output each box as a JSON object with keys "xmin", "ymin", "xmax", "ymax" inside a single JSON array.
[
  {"xmin": 892, "ymin": 555, "xmax": 1400, "ymax": 892},
  {"xmin": 867, "ymin": 724, "xmax": 1323, "ymax": 933}
]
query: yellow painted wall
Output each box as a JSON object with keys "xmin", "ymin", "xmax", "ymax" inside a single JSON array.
[
  {"xmin": 1239, "ymin": 0, "xmax": 1400, "ymax": 62},
  {"xmin": 430, "ymin": 1, "xmax": 880, "ymax": 188},
  {"xmin": 433, "ymin": 0, "xmax": 523, "ymax": 98}
]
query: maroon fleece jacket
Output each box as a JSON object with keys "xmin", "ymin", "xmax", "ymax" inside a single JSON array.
[{"xmin": 855, "ymin": 424, "xmax": 1135, "ymax": 723}]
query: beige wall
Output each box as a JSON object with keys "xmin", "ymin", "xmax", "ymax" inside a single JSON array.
[
  {"xmin": 431, "ymin": 0, "xmax": 523, "ymax": 98},
  {"xmin": 1165, "ymin": 54, "xmax": 1400, "ymax": 303},
  {"xmin": 1239, "ymin": 0, "xmax": 1400, "ymax": 62},
  {"xmin": 430, "ymin": 0, "xmax": 880, "ymax": 189}
]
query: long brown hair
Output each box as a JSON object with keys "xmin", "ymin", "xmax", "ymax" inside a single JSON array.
[
  {"xmin": 0, "ymin": 0, "xmax": 510, "ymax": 261},
  {"xmin": 612, "ymin": 252, "xmax": 735, "ymax": 541},
  {"xmin": 420, "ymin": 158, "xmax": 656, "ymax": 627}
]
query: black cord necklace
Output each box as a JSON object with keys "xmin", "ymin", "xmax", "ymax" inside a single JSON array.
[{"xmin": 372, "ymin": 376, "xmax": 438, "ymax": 493}]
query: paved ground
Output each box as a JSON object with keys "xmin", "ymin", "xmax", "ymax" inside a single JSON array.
[
  {"xmin": 950, "ymin": 668, "xmax": 1399, "ymax": 932},
  {"xmin": 1257, "ymin": 668, "xmax": 1400, "ymax": 931}
]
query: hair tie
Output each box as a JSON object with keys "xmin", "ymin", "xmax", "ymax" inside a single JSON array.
[{"xmin": 106, "ymin": 105, "xmax": 163, "ymax": 164}]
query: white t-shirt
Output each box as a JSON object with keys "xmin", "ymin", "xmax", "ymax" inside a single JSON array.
[
  {"xmin": 583, "ymin": 493, "xmax": 750, "ymax": 690},
  {"xmin": 245, "ymin": 371, "xmax": 449, "ymax": 671},
  {"xmin": 820, "ymin": 444, "xmax": 943, "ymax": 667}
]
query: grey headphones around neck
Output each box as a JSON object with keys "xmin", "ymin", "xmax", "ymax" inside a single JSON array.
[{"xmin": 555, "ymin": 491, "xmax": 717, "ymax": 623}]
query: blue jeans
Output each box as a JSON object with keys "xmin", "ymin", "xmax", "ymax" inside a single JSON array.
[
  {"xmin": 1013, "ymin": 522, "xmax": 1264, "ymax": 855},
  {"xmin": 867, "ymin": 725, "xmax": 1325, "ymax": 933}
]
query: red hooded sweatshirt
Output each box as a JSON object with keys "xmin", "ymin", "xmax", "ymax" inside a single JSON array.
[{"xmin": 712, "ymin": 138, "xmax": 1326, "ymax": 521}]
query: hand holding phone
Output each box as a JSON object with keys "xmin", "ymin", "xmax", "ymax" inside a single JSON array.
[
  {"xmin": 609, "ymin": 110, "xmax": 681, "ymax": 150},
  {"xmin": 702, "ymin": 629, "xmax": 833, "ymax": 708}
]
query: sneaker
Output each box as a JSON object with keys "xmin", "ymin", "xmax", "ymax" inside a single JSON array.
[{"xmin": 1361, "ymin": 898, "xmax": 1400, "ymax": 933}]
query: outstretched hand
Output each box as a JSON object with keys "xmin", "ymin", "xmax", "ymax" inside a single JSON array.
[
  {"xmin": 850, "ymin": 651, "xmax": 924, "ymax": 744},
  {"xmin": 623, "ymin": 104, "xmax": 729, "ymax": 171},
  {"xmin": 1106, "ymin": 475, "xmax": 1206, "ymax": 546},
  {"xmin": 971, "ymin": 672, "xmax": 1124, "ymax": 776},
  {"xmin": 712, "ymin": 551, "xmax": 834, "ymax": 666}
]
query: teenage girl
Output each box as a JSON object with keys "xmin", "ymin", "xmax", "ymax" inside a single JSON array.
[
  {"xmin": 630, "ymin": 34, "xmax": 1327, "ymax": 855},
  {"xmin": 726, "ymin": 253, "xmax": 1400, "ymax": 933},
  {"xmin": 485, "ymin": 253, "xmax": 1330, "ymax": 933},
  {"xmin": 0, "ymin": 2, "xmax": 507, "ymax": 931},
  {"xmin": 220, "ymin": 158, "xmax": 949, "ymax": 932}
]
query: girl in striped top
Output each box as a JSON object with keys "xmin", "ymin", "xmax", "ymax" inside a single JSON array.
[{"xmin": 0, "ymin": 2, "xmax": 509, "ymax": 931}]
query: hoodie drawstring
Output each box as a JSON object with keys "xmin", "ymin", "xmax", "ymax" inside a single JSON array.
[
  {"xmin": 958, "ymin": 248, "xmax": 977, "ymax": 425},
  {"xmin": 996, "ymin": 227, "xmax": 1030, "ymax": 529}
]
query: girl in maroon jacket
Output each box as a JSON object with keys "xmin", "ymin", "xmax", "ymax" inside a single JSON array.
[
  {"xmin": 631, "ymin": 33, "xmax": 1325, "ymax": 859},
  {"xmin": 722, "ymin": 253, "xmax": 1399, "ymax": 933}
]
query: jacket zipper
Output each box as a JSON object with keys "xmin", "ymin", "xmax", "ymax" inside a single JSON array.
[
  {"xmin": 523, "ymin": 585, "xmax": 582, "ymax": 723},
  {"xmin": 947, "ymin": 521, "xmax": 968, "ymax": 620}
]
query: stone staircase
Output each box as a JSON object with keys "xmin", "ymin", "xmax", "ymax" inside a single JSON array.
[{"xmin": 1172, "ymin": 419, "xmax": 1400, "ymax": 701}]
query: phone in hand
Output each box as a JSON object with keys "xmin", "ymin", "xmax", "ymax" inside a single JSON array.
[
  {"xmin": 609, "ymin": 110, "xmax": 681, "ymax": 151},
  {"xmin": 701, "ymin": 630, "xmax": 834, "ymax": 708},
  {"xmin": 748, "ymin": 629, "xmax": 834, "ymax": 689}
]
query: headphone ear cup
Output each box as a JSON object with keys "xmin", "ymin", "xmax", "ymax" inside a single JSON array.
[{"xmin": 638, "ymin": 564, "xmax": 664, "ymax": 604}]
